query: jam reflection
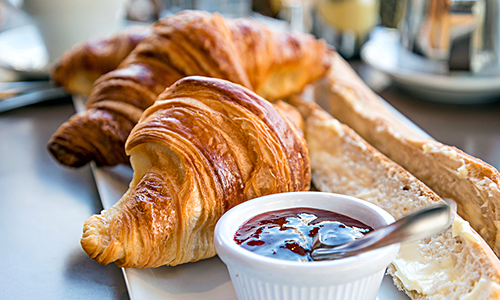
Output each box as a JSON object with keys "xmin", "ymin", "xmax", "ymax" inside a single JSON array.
[{"xmin": 234, "ymin": 207, "xmax": 373, "ymax": 262}]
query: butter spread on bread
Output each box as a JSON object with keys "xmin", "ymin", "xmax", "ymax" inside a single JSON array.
[
  {"xmin": 290, "ymin": 97, "xmax": 500, "ymax": 300},
  {"xmin": 315, "ymin": 52, "xmax": 500, "ymax": 258}
]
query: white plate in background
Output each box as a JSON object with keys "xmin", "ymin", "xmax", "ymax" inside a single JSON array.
[
  {"xmin": 0, "ymin": 24, "xmax": 49, "ymax": 77},
  {"xmin": 361, "ymin": 27, "xmax": 500, "ymax": 104}
]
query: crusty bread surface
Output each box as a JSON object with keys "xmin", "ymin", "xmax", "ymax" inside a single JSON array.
[
  {"xmin": 315, "ymin": 52, "xmax": 500, "ymax": 258},
  {"xmin": 289, "ymin": 96, "xmax": 500, "ymax": 300}
]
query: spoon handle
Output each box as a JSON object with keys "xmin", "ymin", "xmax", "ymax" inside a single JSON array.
[{"xmin": 311, "ymin": 203, "xmax": 453, "ymax": 261}]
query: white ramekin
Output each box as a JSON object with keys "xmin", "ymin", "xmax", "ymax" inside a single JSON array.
[{"xmin": 214, "ymin": 191, "xmax": 399, "ymax": 300}]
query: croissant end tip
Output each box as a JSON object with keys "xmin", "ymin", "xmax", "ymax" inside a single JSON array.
[{"xmin": 47, "ymin": 141, "xmax": 89, "ymax": 168}]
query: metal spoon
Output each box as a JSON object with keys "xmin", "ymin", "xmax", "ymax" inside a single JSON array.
[{"xmin": 311, "ymin": 203, "xmax": 453, "ymax": 261}]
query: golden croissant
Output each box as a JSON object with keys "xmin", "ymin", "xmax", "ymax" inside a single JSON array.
[
  {"xmin": 48, "ymin": 10, "xmax": 331, "ymax": 168},
  {"xmin": 80, "ymin": 76, "xmax": 311, "ymax": 268},
  {"xmin": 51, "ymin": 25, "xmax": 151, "ymax": 96}
]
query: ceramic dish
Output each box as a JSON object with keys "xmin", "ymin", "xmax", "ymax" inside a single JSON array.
[{"xmin": 214, "ymin": 192, "xmax": 400, "ymax": 300}]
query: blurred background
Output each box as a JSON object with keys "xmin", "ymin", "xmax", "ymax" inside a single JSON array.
[
  {"xmin": 1, "ymin": 0, "xmax": 499, "ymax": 106},
  {"xmin": 1, "ymin": 2, "xmax": 500, "ymax": 300},
  {"xmin": 0, "ymin": 0, "xmax": 498, "ymax": 162},
  {"xmin": 1, "ymin": 0, "xmax": 500, "ymax": 163}
]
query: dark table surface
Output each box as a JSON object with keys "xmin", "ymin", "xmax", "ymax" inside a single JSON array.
[
  {"xmin": 1, "ymin": 67, "xmax": 499, "ymax": 299},
  {"xmin": 0, "ymin": 97, "xmax": 129, "ymax": 300}
]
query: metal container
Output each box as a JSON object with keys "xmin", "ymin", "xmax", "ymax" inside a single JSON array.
[{"xmin": 400, "ymin": 0, "xmax": 500, "ymax": 74}]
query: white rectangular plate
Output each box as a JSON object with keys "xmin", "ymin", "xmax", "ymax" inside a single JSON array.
[
  {"xmin": 76, "ymin": 92, "xmax": 411, "ymax": 300},
  {"xmin": 91, "ymin": 164, "xmax": 409, "ymax": 300}
]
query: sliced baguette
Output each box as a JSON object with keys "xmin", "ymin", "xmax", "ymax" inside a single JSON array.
[
  {"xmin": 290, "ymin": 97, "xmax": 500, "ymax": 300},
  {"xmin": 315, "ymin": 52, "xmax": 500, "ymax": 257}
]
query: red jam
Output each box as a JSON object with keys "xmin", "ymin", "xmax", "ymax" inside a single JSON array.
[{"xmin": 234, "ymin": 207, "xmax": 373, "ymax": 262}]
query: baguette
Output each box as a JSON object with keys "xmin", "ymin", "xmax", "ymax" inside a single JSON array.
[
  {"xmin": 290, "ymin": 96, "xmax": 500, "ymax": 299},
  {"xmin": 315, "ymin": 52, "xmax": 500, "ymax": 257}
]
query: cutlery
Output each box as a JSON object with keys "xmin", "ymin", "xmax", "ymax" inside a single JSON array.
[{"xmin": 311, "ymin": 203, "xmax": 453, "ymax": 261}]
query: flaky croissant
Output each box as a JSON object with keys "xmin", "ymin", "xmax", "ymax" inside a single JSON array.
[
  {"xmin": 80, "ymin": 76, "xmax": 311, "ymax": 268},
  {"xmin": 48, "ymin": 10, "xmax": 331, "ymax": 168},
  {"xmin": 51, "ymin": 25, "xmax": 151, "ymax": 95}
]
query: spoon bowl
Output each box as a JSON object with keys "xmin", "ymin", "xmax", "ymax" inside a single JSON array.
[{"xmin": 311, "ymin": 203, "xmax": 453, "ymax": 261}]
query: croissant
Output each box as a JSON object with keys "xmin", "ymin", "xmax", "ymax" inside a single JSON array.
[
  {"xmin": 48, "ymin": 10, "xmax": 331, "ymax": 168},
  {"xmin": 80, "ymin": 76, "xmax": 311, "ymax": 268},
  {"xmin": 51, "ymin": 25, "xmax": 151, "ymax": 95}
]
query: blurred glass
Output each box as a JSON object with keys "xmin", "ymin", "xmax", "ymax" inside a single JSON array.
[
  {"xmin": 22, "ymin": 0, "xmax": 126, "ymax": 65},
  {"xmin": 379, "ymin": 0, "xmax": 405, "ymax": 28},
  {"xmin": 400, "ymin": 0, "xmax": 499, "ymax": 74},
  {"xmin": 0, "ymin": 0, "xmax": 31, "ymax": 31},
  {"xmin": 277, "ymin": 0, "xmax": 313, "ymax": 33},
  {"xmin": 126, "ymin": 0, "xmax": 163, "ymax": 22},
  {"xmin": 314, "ymin": 0, "xmax": 380, "ymax": 58},
  {"xmin": 162, "ymin": 0, "xmax": 252, "ymax": 18}
]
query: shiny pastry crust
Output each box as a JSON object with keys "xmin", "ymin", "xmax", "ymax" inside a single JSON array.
[
  {"xmin": 80, "ymin": 76, "xmax": 311, "ymax": 268},
  {"xmin": 315, "ymin": 52, "xmax": 500, "ymax": 257},
  {"xmin": 48, "ymin": 10, "xmax": 331, "ymax": 168},
  {"xmin": 51, "ymin": 25, "xmax": 151, "ymax": 95}
]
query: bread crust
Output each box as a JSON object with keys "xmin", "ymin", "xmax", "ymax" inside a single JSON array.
[
  {"xmin": 290, "ymin": 96, "xmax": 500, "ymax": 300},
  {"xmin": 315, "ymin": 52, "xmax": 500, "ymax": 257}
]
